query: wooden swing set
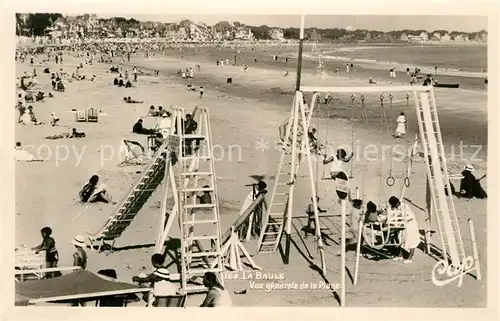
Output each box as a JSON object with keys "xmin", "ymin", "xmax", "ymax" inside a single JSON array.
[{"xmin": 257, "ymin": 15, "xmax": 480, "ymax": 307}]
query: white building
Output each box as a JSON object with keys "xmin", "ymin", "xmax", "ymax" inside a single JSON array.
[
  {"xmin": 441, "ymin": 33, "xmax": 452, "ymax": 42},
  {"xmin": 269, "ymin": 28, "xmax": 284, "ymax": 41}
]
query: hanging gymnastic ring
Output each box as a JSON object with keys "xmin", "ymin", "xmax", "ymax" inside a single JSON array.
[
  {"xmin": 351, "ymin": 93, "xmax": 356, "ymax": 102},
  {"xmin": 404, "ymin": 177, "xmax": 411, "ymax": 187},
  {"xmin": 386, "ymin": 176, "xmax": 395, "ymax": 186},
  {"xmin": 361, "ymin": 94, "xmax": 365, "ymax": 102}
]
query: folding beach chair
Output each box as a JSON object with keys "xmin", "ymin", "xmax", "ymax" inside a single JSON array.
[
  {"xmin": 153, "ymin": 294, "xmax": 187, "ymax": 307},
  {"xmin": 118, "ymin": 139, "xmax": 147, "ymax": 167},
  {"xmin": 87, "ymin": 108, "xmax": 99, "ymax": 123},
  {"xmin": 75, "ymin": 109, "xmax": 87, "ymax": 122}
]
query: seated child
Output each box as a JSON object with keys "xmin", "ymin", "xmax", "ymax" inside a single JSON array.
[
  {"xmin": 79, "ymin": 175, "xmax": 116, "ymax": 204},
  {"xmin": 148, "ymin": 105, "xmax": 159, "ymax": 117},
  {"xmin": 364, "ymin": 201, "xmax": 378, "ymax": 223}
]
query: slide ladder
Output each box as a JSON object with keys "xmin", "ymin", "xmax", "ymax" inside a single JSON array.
[
  {"xmin": 414, "ymin": 89, "xmax": 465, "ymax": 266},
  {"xmin": 87, "ymin": 141, "xmax": 170, "ymax": 249}
]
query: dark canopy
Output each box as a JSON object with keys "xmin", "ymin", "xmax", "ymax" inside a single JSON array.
[{"xmin": 15, "ymin": 269, "xmax": 143, "ymax": 305}]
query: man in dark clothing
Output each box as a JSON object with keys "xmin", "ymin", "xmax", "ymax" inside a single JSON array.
[
  {"xmin": 423, "ymin": 74, "xmax": 434, "ymax": 86},
  {"xmin": 459, "ymin": 165, "xmax": 487, "ymax": 199},
  {"xmin": 183, "ymin": 114, "xmax": 200, "ymax": 155},
  {"xmin": 133, "ymin": 119, "xmax": 156, "ymax": 135}
]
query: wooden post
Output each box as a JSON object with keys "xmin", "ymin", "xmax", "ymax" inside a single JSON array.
[
  {"xmin": 469, "ymin": 219, "xmax": 482, "ymax": 280},
  {"xmin": 295, "ymin": 15, "xmax": 305, "ymax": 91},
  {"xmin": 299, "ymin": 95, "xmax": 326, "ymax": 275},
  {"xmin": 155, "ymin": 150, "xmax": 171, "ymax": 253},
  {"xmin": 425, "ymin": 176, "xmax": 432, "ymax": 255},
  {"xmin": 353, "ymin": 218, "xmax": 364, "ymax": 286},
  {"xmin": 284, "ymin": 93, "xmax": 301, "ymax": 265},
  {"xmin": 335, "ymin": 171, "xmax": 349, "ymax": 305},
  {"xmin": 340, "ymin": 198, "xmax": 347, "ymax": 307}
]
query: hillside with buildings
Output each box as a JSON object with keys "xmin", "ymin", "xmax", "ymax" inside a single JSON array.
[{"xmin": 15, "ymin": 14, "xmax": 487, "ymax": 44}]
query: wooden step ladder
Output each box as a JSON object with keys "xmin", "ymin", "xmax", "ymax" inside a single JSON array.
[
  {"xmin": 174, "ymin": 107, "xmax": 225, "ymax": 293},
  {"xmin": 86, "ymin": 140, "xmax": 170, "ymax": 250},
  {"xmin": 257, "ymin": 148, "xmax": 302, "ymax": 253},
  {"xmin": 257, "ymin": 92, "xmax": 322, "ymax": 259},
  {"xmin": 414, "ymin": 89, "xmax": 466, "ymax": 266}
]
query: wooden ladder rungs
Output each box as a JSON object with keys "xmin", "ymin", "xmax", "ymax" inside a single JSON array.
[
  {"xmin": 182, "ymin": 187, "xmax": 213, "ymax": 192},
  {"xmin": 184, "ymin": 203, "xmax": 216, "ymax": 209},
  {"xmin": 181, "ymin": 172, "xmax": 213, "ymax": 176},
  {"xmin": 184, "ymin": 219, "xmax": 218, "ymax": 225},
  {"xmin": 186, "ymin": 251, "xmax": 220, "ymax": 258}
]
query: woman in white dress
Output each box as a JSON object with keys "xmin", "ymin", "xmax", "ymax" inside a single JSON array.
[
  {"xmin": 388, "ymin": 196, "xmax": 420, "ymax": 264},
  {"xmin": 394, "ymin": 112, "xmax": 407, "ymax": 138},
  {"xmin": 200, "ymin": 272, "xmax": 232, "ymax": 307}
]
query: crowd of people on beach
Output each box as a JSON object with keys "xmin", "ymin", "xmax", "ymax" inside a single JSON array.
[{"xmin": 14, "ymin": 37, "xmax": 487, "ymax": 307}]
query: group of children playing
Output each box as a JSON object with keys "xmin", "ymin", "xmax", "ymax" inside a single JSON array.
[{"xmin": 306, "ymin": 194, "xmax": 420, "ymax": 263}]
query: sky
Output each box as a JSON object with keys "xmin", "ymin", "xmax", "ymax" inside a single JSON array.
[{"xmin": 96, "ymin": 14, "xmax": 487, "ymax": 32}]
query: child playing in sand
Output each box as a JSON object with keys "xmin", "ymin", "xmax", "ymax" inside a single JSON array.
[
  {"xmin": 304, "ymin": 196, "xmax": 327, "ymax": 238},
  {"xmin": 32, "ymin": 227, "xmax": 59, "ymax": 278},
  {"xmin": 79, "ymin": 175, "xmax": 116, "ymax": 204},
  {"xmin": 72, "ymin": 235, "xmax": 88, "ymax": 269},
  {"xmin": 348, "ymin": 199, "xmax": 363, "ymax": 243}
]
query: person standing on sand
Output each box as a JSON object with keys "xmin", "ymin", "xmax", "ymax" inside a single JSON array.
[
  {"xmin": 32, "ymin": 227, "xmax": 59, "ymax": 278},
  {"xmin": 389, "ymin": 196, "xmax": 420, "ymax": 264},
  {"xmin": 132, "ymin": 66, "xmax": 138, "ymax": 82},
  {"xmin": 394, "ymin": 112, "xmax": 406, "ymax": 138},
  {"xmin": 304, "ymin": 196, "xmax": 327, "ymax": 237},
  {"xmin": 72, "ymin": 235, "xmax": 88, "ymax": 269},
  {"xmin": 347, "ymin": 199, "xmax": 363, "ymax": 244}
]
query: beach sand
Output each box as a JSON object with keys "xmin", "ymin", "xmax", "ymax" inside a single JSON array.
[{"xmin": 15, "ymin": 46, "xmax": 487, "ymax": 307}]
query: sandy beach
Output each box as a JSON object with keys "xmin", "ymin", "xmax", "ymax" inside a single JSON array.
[{"xmin": 15, "ymin": 44, "xmax": 488, "ymax": 307}]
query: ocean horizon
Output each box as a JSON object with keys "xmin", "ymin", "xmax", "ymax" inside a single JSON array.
[{"xmin": 313, "ymin": 44, "xmax": 487, "ymax": 74}]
